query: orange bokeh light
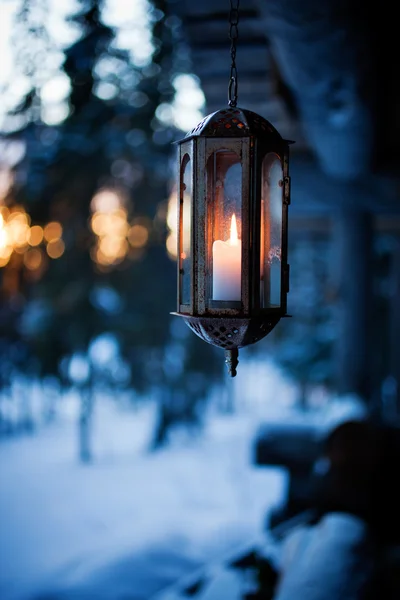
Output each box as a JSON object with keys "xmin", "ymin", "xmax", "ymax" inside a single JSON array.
[
  {"xmin": 128, "ymin": 224, "xmax": 149, "ymax": 248},
  {"xmin": 24, "ymin": 248, "xmax": 43, "ymax": 270},
  {"xmin": 46, "ymin": 239, "xmax": 65, "ymax": 259},
  {"xmin": 44, "ymin": 221, "xmax": 62, "ymax": 242},
  {"xmin": 29, "ymin": 225, "xmax": 44, "ymax": 246}
]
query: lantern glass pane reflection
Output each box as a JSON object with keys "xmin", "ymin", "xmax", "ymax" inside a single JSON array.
[
  {"xmin": 261, "ymin": 153, "xmax": 283, "ymax": 308},
  {"xmin": 206, "ymin": 150, "xmax": 242, "ymax": 304},
  {"xmin": 180, "ymin": 154, "xmax": 192, "ymax": 306}
]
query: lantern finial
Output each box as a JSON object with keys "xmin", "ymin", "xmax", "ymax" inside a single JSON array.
[{"xmin": 225, "ymin": 348, "xmax": 239, "ymax": 377}]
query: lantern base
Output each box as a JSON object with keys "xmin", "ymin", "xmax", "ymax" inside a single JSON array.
[
  {"xmin": 177, "ymin": 313, "xmax": 282, "ymax": 377},
  {"xmin": 172, "ymin": 313, "xmax": 282, "ymax": 377},
  {"xmin": 173, "ymin": 313, "xmax": 281, "ymax": 350}
]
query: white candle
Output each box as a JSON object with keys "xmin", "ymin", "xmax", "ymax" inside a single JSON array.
[{"xmin": 212, "ymin": 214, "xmax": 242, "ymax": 301}]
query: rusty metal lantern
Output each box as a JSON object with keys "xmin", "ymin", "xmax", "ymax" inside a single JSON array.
[{"xmin": 171, "ymin": 3, "xmax": 292, "ymax": 377}]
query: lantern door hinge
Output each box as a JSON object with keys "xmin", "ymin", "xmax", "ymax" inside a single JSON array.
[{"xmin": 284, "ymin": 176, "xmax": 291, "ymax": 204}]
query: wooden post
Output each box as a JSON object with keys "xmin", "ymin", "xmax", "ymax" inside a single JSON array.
[
  {"xmin": 389, "ymin": 238, "xmax": 400, "ymax": 414},
  {"xmin": 332, "ymin": 209, "xmax": 373, "ymax": 402}
]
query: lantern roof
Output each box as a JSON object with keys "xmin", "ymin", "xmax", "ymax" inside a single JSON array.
[{"xmin": 184, "ymin": 106, "xmax": 284, "ymax": 140}]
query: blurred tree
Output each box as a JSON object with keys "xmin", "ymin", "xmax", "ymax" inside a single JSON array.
[
  {"xmin": 0, "ymin": 0, "xmax": 224, "ymax": 449},
  {"xmin": 150, "ymin": 318, "xmax": 223, "ymax": 448}
]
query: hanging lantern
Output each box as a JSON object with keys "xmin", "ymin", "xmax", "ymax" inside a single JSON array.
[{"xmin": 172, "ymin": 3, "xmax": 292, "ymax": 377}]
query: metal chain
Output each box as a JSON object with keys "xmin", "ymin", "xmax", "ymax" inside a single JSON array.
[{"xmin": 228, "ymin": 0, "xmax": 239, "ymax": 107}]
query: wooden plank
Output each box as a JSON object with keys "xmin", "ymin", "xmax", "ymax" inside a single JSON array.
[
  {"xmin": 184, "ymin": 15, "xmax": 267, "ymax": 46},
  {"xmin": 176, "ymin": 0, "xmax": 259, "ymax": 17},
  {"xmin": 289, "ymin": 155, "xmax": 400, "ymax": 214},
  {"xmin": 190, "ymin": 44, "xmax": 270, "ymax": 76},
  {"xmin": 201, "ymin": 76, "xmax": 273, "ymax": 100},
  {"xmin": 288, "ymin": 216, "xmax": 400, "ymax": 233}
]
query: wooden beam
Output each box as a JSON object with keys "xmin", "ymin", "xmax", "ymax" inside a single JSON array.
[
  {"xmin": 289, "ymin": 216, "xmax": 400, "ymax": 233},
  {"xmin": 332, "ymin": 209, "xmax": 374, "ymax": 402},
  {"xmin": 184, "ymin": 15, "xmax": 267, "ymax": 46},
  {"xmin": 289, "ymin": 155, "xmax": 400, "ymax": 215}
]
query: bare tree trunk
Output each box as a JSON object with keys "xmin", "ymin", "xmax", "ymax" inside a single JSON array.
[
  {"xmin": 79, "ymin": 384, "xmax": 93, "ymax": 463},
  {"xmin": 151, "ymin": 388, "xmax": 172, "ymax": 449},
  {"xmin": 42, "ymin": 380, "xmax": 57, "ymax": 424}
]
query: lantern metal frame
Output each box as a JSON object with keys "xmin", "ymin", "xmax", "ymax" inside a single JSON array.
[{"xmin": 172, "ymin": 107, "xmax": 292, "ymax": 376}]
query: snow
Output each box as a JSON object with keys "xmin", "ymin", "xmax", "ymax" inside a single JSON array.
[
  {"xmin": 0, "ymin": 361, "xmax": 292, "ymax": 600},
  {"xmin": 275, "ymin": 513, "xmax": 373, "ymax": 600}
]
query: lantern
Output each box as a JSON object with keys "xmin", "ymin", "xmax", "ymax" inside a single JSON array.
[{"xmin": 171, "ymin": 3, "xmax": 292, "ymax": 376}]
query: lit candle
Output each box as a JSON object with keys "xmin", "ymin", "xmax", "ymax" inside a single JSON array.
[{"xmin": 212, "ymin": 214, "xmax": 242, "ymax": 301}]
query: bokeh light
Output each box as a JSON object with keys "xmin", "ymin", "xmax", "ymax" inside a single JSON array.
[
  {"xmin": 0, "ymin": 256, "xmax": 11, "ymax": 267},
  {"xmin": 0, "ymin": 228, "xmax": 9, "ymax": 249},
  {"xmin": 166, "ymin": 233, "xmax": 177, "ymax": 260},
  {"xmin": 43, "ymin": 221, "xmax": 62, "ymax": 242},
  {"xmin": 24, "ymin": 248, "xmax": 43, "ymax": 270},
  {"xmin": 90, "ymin": 203, "xmax": 128, "ymax": 265},
  {"xmin": 28, "ymin": 225, "xmax": 44, "ymax": 246},
  {"xmin": 102, "ymin": 0, "xmax": 155, "ymax": 68},
  {"xmin": 128, "ymin": 224, "xmax": 149, "ymax": 248},
  {"xmin": 0, "ymin": 204, "xmax": 65, "ymax": 282},
  {"xmin": 0, "ymin": 206, "xmax": 10, "ymax": 221},
  {"xmin": 46, "ymin": 239, "xmax": 65, "ymax": 259},
  {"xmin": 7, "ymin": 219, "xmax": 30, "ymax": 248},
  {"xmin": 0, "ymin": 243, "xmax": 13, "ymax": 261},
  {"xmin": 99, "ymin": 235, "xmax": 127, "ymax": 259},
  {"xmin": 91, "ymin": 189, "xmax": 123, "ymax": 214},
  {"xmin": 0, "ymin": 168, "xmax": 13, "ymax": 200},
  {"xmin": 107, "ymin": 211, "xmax": 129, "ymax": 237},
  {"xmin": 89, "ymin": 187, "xmax": 150, "ymax": 266},
  {"xmin": 170, "ymin": 74, "xmax": 205, "ymax": 132}
]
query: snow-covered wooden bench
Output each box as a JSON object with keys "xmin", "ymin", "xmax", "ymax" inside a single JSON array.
[
  {"xmin": 152, "ymin": 513, "xmax": 379, "ymax": 600},
  {"xmin": 253, "ymin": 398, "xmax": 369, "ymax": 529},
  {"xmin": 154, "ymin": 403, "xmax": 400, "ymax": 599}
]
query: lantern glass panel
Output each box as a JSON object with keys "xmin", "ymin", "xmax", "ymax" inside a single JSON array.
[
  {"xmin": 179, "ymin": 154, "xmax": 192, "ymax": 306},
  {"xmin": 261, "ymin": 153, "xmax": 283, "ymax": 308},
  {"xmin": 206, "ymin": 149, "xmax": 242, "ymax": 305}
]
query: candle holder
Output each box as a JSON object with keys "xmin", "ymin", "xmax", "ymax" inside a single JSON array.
[{"xmin": 171, "ymin": 3, "xmax": 292, "ymax": 376}]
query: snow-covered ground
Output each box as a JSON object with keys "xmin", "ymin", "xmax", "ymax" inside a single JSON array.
[{"xmin": 0, "ymin": 359, "xmax": 305, "ymax": 600}]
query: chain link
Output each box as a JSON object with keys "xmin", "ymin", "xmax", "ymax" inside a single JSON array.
[{"xmin": 228, "ymin": 0, "xmax": 239, "ymax": 107}]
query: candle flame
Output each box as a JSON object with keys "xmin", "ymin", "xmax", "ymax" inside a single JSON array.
[{"xmin": 229, "ymin": 214, "xmax": 239, "ymax": 246}]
